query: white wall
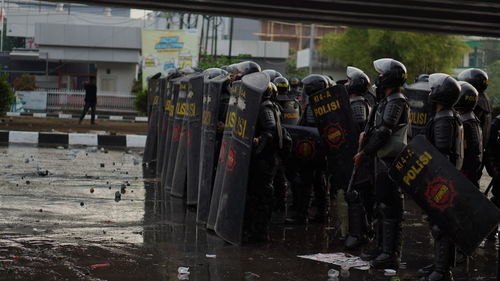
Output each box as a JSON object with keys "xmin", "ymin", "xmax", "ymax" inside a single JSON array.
[{"xmin": 95, "ymin": 62, "xmax": 136, "ymax": 94}]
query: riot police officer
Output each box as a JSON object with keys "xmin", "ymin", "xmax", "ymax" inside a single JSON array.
[
  {"xmin": 456, "ymin": 81, "xmax": 482, "ymax": 187},
  {"xmin": 485, "ymin": 115, "xmax": 500, "ymax": 239},
  {"xmin": 354, "ymin": 58, "xmax": 409, "ymax": 269},
  {"xmin": 344, "ymin": 66, "xmax": 373, "ymax": 249},
  {"xmin": 418, "ymin": 73, "xmax": 463, "ymax": 281},
  {"xmin": 457, "ymin": 68, "xmax": 491, "ymax": 148},
  {"xmin": 244, "ymin": 82, "xmax": 281, "ymax": 242},
  {"xmin": 286, "ymin": 74, "xmax": 329, "ymax": 224},
  {"xmin": 415, "ymin": 74, "xmax": 430, "ymax": 83}
]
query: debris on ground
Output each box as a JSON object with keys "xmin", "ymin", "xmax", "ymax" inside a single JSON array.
[
  {"xmin": 244, "ymin": 272, "xmax": 260, "ymax": 280},
  {"xmin": 297, "ymin": 253, "xmax": 370, "ymax": 270},
  {"xmin": 205, "ymin": 254, "xmax": 216, "ymax": 258},
  {"xmin": 80, "ymin": 202, "xmax": 85, "ymax": 207},
  {"xmin": 115, "ymin": 191, "xmax": 121, "ymax": 202},
  {"xmin": 90, "ymin": 263, "xmax": 111, "ymax": 269},
  {"xmin": 178, "ymin": 267, "xmax": 190, "ymax": 279},
  {"xmin": 90, "ymin": 188, "xmax": 95, "ymax": 193}
]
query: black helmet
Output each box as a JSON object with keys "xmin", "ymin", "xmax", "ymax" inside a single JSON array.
[
  {"xmin": 324, "ymin": 75, "xmax": 336, "ymax": 88},
  {"xmin": 233, "ymin": 61, "xmax": 261, "ymax": 79},
  {"xmin": 415, "ymin": 74, "xmax": 429, "ymax": 83},
  {"xmin": 289, "ymin": 77, "xmax": 301, "ymax": 88},
  {"xmin": 346, "ymin": 66, "xmax": 370, "ymax": 95},
  {"xmin": 166, "ymin": 68, "xmax": 181, "ymax": 79},
  {"xmin": 273, "ymin": 77, "xmax": 289, "ymax": 96},
  {"xmin": 302, "ymin": 74, "xmax": 329, "ymax": 96},
  {"xmin": 455, "ymin": 81, "xmax": 479, "ymax": 112},
  {"xmin": 457, "ymin": 68, "xmax": 488, "ymax": 93},
  {"xmin": 204, "ymin": 68, "xmax": 227, "ymax": 79},
  {"xmin": 428, "ymin": 73, "xmax": 461, "ymax": 108},
  {"xmin": 373, "ymin": 58, "xmax": 407, "ymax": 88},
  {"xmin": 262, "ymin": 82, "xmax": 278, "ymax": 100},
  {"xmin": 263, "ymin": 69, "xmax": 282, "ymax": 81}
]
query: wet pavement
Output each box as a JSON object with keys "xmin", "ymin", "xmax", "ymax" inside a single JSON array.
[{"xmin": 0, "ymin": 145, "xmax": 497, "ymax": 281}]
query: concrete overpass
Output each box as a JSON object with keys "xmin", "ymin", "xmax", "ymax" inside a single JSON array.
[{"xmin": 76, "ymin": 0, "xmax": 500, "ymax": 37}]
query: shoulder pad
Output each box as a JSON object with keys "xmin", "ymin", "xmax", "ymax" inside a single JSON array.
[
  {"xmin": 349, "ymin": 96, "xmax": 365, "ymax": 103},
  {"xmin": 386, "ymin": 92, "xmax": 407, "ymax": 102},
  {"xmin": 261, "ymin": 100, "xmax": 274, "ymax": 107},
  {"xmin": 459, "ymin": 112, "xmax": 476, "ymax": 122},
  {"xmin": 434, "ymin": 109, "xmax": 454, "ymax": 120}
]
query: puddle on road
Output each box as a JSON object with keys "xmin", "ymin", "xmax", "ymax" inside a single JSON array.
[{"xmin": 0, "ymin": 145, "xmax": 497, "ymax": 281}]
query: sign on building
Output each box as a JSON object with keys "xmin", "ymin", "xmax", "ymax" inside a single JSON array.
[{"xmin": 141, "ymin": 29, "xmax": 200, "ymax": 87}]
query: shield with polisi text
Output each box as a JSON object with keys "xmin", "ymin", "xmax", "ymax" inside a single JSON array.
[
  {"xmin": 206, "ymin": 80, "xmax": 242, "ymax": 230},
  {"xmin": 214, "ymin": 72, "xmax": 270, "ymax": 245},
  {"xmin": 403, "ymin": 81, "xmax": 432, "ymax": 139},
  {"xmin": 164, "ymin": 76, "xmax": 191, "ymax": 193},
  {"xmin": 283, "ymin": 125, "xmax": 326, "ymax": 166},
  {"xmin": 389, "ymin": 135, "xmax": 500, "ymax": 255},
  {"xmin": 197, "ymin": 74, "xmax": 227, "ymax": 225},
  {"xmin": 143, "ymin": 77, "xmax": 162, "ymax": 163},
  {"xmin": 156, "ymin": 77, "xmax": 171, "ymax": 178},
  {"xmin": 308, "ymin": 85, "xmax": 358, "ymax": 188},
  {"xmin": 159, "ymin": 78, "xmax": 181, "ymax": 193},
  {"xmin": 186, "ymin": 73, "xmax": 205, "ymax": 205},
  {"xmin": 171, "ymin": 77, "xmax": 193, "ymax": 198}
]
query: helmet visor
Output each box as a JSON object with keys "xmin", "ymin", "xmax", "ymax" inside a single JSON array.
[{"xmin": 428, "ymin": 73, "xmax": 450, "ymax": 89}]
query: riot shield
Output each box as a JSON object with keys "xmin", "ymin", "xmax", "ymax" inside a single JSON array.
[
  {"xmin": 308, "ymin": 85, "xmax": 359, "ymax": 188},
  {"xmin": 186, "ymin": 73, "xmax": 205, "ymax": 205},
  {"xmin": 164, "ymin": 76, "xmax": 190, "ymax": 193},
  {"xmin": 159, "ymin": 79, "xmax": 181, "ymax": 191},
  {"xmin": 214, "ymin": 72, "xmax": 270, "ymax": 245},
  {"xmin": 197, "ymin": 75, "xmax": 227, "ymax": 225},
  {"xmin": 155, "ymin": 78, "xmax": 170, "ymax": 178},
  {"xmin": 206, "ymin": 81, "xmax": 242, "ymax": 230},
  {"xmin": 389, "ymin": 135, "xmax": 500, "ymax": 255},
  {"xmin": 171, "ymin": 78, "xmax": 192, "ymax": 198},
  {"xmin": 403, "ymin": 81, "xmax": 431, "ymax": 138},
  {"xmin": 283, "ymin": 125, "xmax": 326, "ymax": 166},
  {"xmin": 143, "ymin": 77, "xmax": 162, "ymax": 164},
  {"xmin": 277, "ymin": 96, "xmax": 301, "ymax": 125}
]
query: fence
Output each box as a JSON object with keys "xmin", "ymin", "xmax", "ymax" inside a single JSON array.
[{"xmin": 44, "ymin": 89, "xmax": 137, "ymax": 114}]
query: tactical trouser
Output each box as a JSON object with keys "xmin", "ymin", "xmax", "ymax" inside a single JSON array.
[
  {"xmin": 243, "ymin": 156, "xmax": 277, "ymax": 241},
  {"xmin": 292, "ymin": 167, "xmax": 327, "ymax": 223},
  {"xmin": 273, "ymin": 164, "xmax": 288, "ymax": 212},
  {"xmin": 418, "ymin": 225, "xmax": 455, "ymax": 281},
  {"xmin": 369, "ymin": 159, "xmax": 404, "ymax": 268},
  {"xmin": 345, "ymin": 181, "xmax": 372, "ymax": 249}
]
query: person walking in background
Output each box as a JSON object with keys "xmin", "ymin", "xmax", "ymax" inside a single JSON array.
[{"xmin": 79, "ymin": 77, "xmax": 97, "ymax": 124}]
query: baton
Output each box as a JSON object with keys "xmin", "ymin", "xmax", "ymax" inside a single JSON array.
[
  {"xmin": 484, "ymin": 177, "xmax": 495, "ymax": 196},
  {"xmin": 345, "ymin": 167, "xmax": 358, "ymax": 202}
]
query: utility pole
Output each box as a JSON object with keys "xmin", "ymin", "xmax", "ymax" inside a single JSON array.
[
  {"xmin": 309, "ymin": 24, "xmax": 315, "ymax": 74},
  {"xmin": 228, "ymin": 17, "xmax": 234, "ymax": 59},
  {"xmin": 1, "ymin": 0, "xmax": 4, "ymax": 52}
]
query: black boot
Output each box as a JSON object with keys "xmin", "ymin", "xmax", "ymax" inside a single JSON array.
[
  {"xmin": 371, "ymin": 219, "xmax": 401, "ymax": 269},
  {"xmin": 360, "ymin": 218, "xmax": 382, "ymax": 261},
  {"xmin": 420, "ymin": 236, "xmax": 454, "ymax": 281},
  {"xmin": 345, "ymin": 201, "xmax": 368, "ymax": 249},
  {"xmin": 417, "ymin": 264, "xmax": 434, "ymax": 278}
]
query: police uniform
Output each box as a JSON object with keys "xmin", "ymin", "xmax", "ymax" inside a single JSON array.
[
  {"xmin": 243, "ymin": 86, "xmax": 280, "ymax": 242},
  {"xmin": 358, "ymin": 59, "xmax": 409, "ymax": 269},
  {"xmin": 419, "ymin": 73, "xmax": 463, "ymax": 281}
]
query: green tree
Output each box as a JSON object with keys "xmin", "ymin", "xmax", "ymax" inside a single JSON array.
[
  {"xmin": 321, "ymin": 28, "xmax": 470, "ymax": 81},
  {"xmin": 286, "ymin": 49, "xmax": 308, "ymax": 79},
  {"xmin": 486, "ymin": 60, "xmax": 500, "ymax": 104},
  {"xmin": 197, "ymin": 54, "xmax": 251, "ymax": 69},
  {"xmin": 0, "ymin": 75, "xmax": 14, "ymax": 116}
]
